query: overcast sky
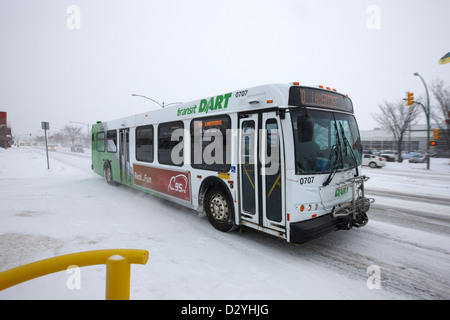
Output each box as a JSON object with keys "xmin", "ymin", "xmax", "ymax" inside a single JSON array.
[{"xmin": 1, "ymin": 0, "xmax": 449, "ymax": 137}]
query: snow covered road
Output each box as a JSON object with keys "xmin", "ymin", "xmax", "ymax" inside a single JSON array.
[{"xmin": 0, "ymin": 147, "xmax": 449, "ymax": 300}]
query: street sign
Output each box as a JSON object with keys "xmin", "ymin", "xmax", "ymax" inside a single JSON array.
[{"xmin": 41, "ymin": 121, "xmax": 50, "ymax": 169}]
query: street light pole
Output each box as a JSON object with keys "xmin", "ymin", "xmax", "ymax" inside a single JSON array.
[
  {"xmin": 413, "ymin": 72, "xmax": 431, "ymax": 170},
  {"xmin": 131, "ymin": 94, "xmax": 182, "ymax": 108}
]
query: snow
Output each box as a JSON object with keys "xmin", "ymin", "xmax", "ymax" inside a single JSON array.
[
  {"xmin": 366, "ymin": 159, "xmax": 450, "ymax": 198},
  {"xmin": 0, "ymin": 146, "xmax": 449, "ymax": 300}
]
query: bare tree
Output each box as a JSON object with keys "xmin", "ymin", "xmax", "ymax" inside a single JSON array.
[
  {"xmin": 50, "ymin": 132, "xmax": 65, "ymax": 146},
  {"xmin": 63, "ymin": 125, "xmax": 83, "ymax": 146},
  {"xmin": 373, "ymin": 99, "xmax": 421, "ymax": 162},
  {"xmin": 430, "ymin": 77, "xmax": 450, "ymax": 157}
]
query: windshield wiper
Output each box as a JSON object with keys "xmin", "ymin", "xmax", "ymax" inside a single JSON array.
[
  {"xmin": 322, "ymin": 144, "xmax": 340, "ymax": 186},
  {"xmin": 323, "ymin": 123, "xmax": 342, "ymax": 187},
  {"xmin": 339, "ymin": 122, "xmax": 359, "ymax": 176}
]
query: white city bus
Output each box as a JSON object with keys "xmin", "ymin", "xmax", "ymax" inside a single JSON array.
[{"xmin": 92, "ymin": 82, "xmax": 372, "ymax": 243}]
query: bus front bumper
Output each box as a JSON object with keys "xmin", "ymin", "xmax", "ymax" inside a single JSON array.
[
  {"xmin": 290, "ymin": 214, "xmax": 342, "ymax": 244},
  {"xmin": 290, "ymin": 176, "xmax": 373, "ymax": 243},
  {"xmin": 290, "ymin": 210, "xmax": 369, "ymax": 244}
]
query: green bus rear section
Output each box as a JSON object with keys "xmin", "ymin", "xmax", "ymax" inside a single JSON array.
[
  {"xmin": 91, "ymin": 123, "xmax": 170, "ymax": 200},
  {"xmin": 91, "ymin": 124, "xmax": 118, "ymax": 181}
]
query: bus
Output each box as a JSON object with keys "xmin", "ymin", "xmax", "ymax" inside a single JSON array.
[{"xmin": 91, "ymin": 82, "xmax": 373, "ymax": 243}]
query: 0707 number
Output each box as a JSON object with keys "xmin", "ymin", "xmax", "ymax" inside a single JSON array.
[
  {"xmin": 235, "ymin": 90, "xmax": 248, "ymax": 98},
  {"xmin": 299, "ymin": 177, "xmax": 314, "ymax": 185}
]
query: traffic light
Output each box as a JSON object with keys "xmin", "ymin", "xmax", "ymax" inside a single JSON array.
[
  {"xmin": 406, "ymin": 91, "xmax": 414, "ymax": 106},
  {"xmin": 433, "ymin": 128, "xmax": 440, "ymax": 140},
  {"xmin": 430, "ymin": 141, "xmax": 437, "ymax": 147}
]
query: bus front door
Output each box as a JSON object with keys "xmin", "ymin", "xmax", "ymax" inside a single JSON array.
[{"xmin": 239, "ymin": 112, "xmax": 285, "ymax": 234}]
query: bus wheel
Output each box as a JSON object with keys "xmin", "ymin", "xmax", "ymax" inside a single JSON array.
[
  {"xmin": 104, "ymin": 162, "xmax": 116, "ymax": 185},
  {"xmin": 205, "ymin": 188, "xmax": 236, "ymax": 232}
]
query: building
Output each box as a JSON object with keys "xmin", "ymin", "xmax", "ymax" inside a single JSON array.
[{"xmin": 361, "ymin": 124, "xmax": 449, "ymax": 157}]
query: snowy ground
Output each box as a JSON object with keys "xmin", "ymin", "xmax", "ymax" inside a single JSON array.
[{"xmin": 0, "ymin": 146, "xmax": 449, "ymax": 300}]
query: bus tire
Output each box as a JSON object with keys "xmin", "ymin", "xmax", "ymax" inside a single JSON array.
[
  {"xmin": 204, "ymin": 188, "xmax": 236, "ymax": 233},
  {"xmin": 104, "ymin": 162, "xmax": 116, "ymax": 185}
]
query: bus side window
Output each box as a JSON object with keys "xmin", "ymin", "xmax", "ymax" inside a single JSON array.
[
  {"xmin": 190, "ymin": 115, "xmax": 231, "ymax": 172},
  {"xmin": 96, "ymin": 132, "xmax": 105, "ymax": 152},
  {"xmin": 136, "ymin": 125, "xmax": 154, "ymax": 163},
  {"xmin": 158, "ymin": 121, "xmax": 184, "ymax": 166},
  {"xmin": 107, "ymin": 130, "xmax": 117, "ymax": 153}
]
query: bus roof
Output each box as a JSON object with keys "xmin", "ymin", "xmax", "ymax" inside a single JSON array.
[{"xmin": 94, "ymin": 83, "xmax": 352, "ymax": 129}]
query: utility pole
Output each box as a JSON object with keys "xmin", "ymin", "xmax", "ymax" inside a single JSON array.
[
  {"xmin": 405, "ymin": 90, "xmax": 431, "ymax": 169},
  {"xmin": 412, "ymin": 73, "xmax": 431, "ymax": 170}
]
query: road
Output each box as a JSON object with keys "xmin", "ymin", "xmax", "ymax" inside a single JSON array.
[
  {"xmin": 366, "ymin": 188, "xmax": 450, "ymax": 235},
  {"xmin": 327, "ymin": 194, "xmax": 450, "ymax": 299},
  {"xmin": 5, "ymin": 147, "xmax": 450, "ymax": 299},
  {"xmin": 238, "ymin": 194, "xmax": 450, "ymax": 299}
]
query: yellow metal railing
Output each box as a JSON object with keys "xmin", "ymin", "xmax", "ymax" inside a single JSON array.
[{"xmin": 0, "ymin": 249, "xmax": 149, "ymax": 300}]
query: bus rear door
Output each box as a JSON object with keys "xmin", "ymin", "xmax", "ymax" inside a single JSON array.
[{"xmin": 119, "ymin": 128, "xmax": 131, "ymax": 185}]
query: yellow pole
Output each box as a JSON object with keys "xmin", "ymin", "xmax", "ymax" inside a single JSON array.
[
  {"xmin": 0, "ymin": 249, "xmax": 148, "ymax": 295},
  {"xmin": 105, "ymin": 255, "xmax": 131, "ymax": 300}
]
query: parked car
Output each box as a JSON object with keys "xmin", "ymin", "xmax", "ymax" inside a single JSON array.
[
  {"xmin": 47, "ymin": 145, "xmax": 57, "ymax": 151},
  {"xmin": 409, "ymin": 154, "xmax": 426, "ymax": 163},
  {"xmin": 362, "ymin": 154, "xmax": 386, "ymax": 168},
  {"xmin": 379, "ymin": 150, "xmax": 398, "ymax": 162},
  {"xmin": 402, "ymin": 153, "xmax": 412, "ymax": 160},
  {"xmin": 71, "ymin": 144, "xmax": 84, "ymax": 153},
  {"xmin": 402, "ymin": 152, "xmax": 420, "ymax": 160}
]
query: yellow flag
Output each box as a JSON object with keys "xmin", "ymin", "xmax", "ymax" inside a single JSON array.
[{"xmin": 438, "ymin": 52, "xmax": 450, "ymax": 65}]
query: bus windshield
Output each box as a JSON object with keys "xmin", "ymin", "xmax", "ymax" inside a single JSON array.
[{"xmin": 290, "ymin": 108, "xmax": 362, "ymax": 175}]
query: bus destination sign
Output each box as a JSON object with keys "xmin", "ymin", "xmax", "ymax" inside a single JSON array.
[{"xmin": 288, "ymin": 87, "xmax": 353, "ymax": 113}]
